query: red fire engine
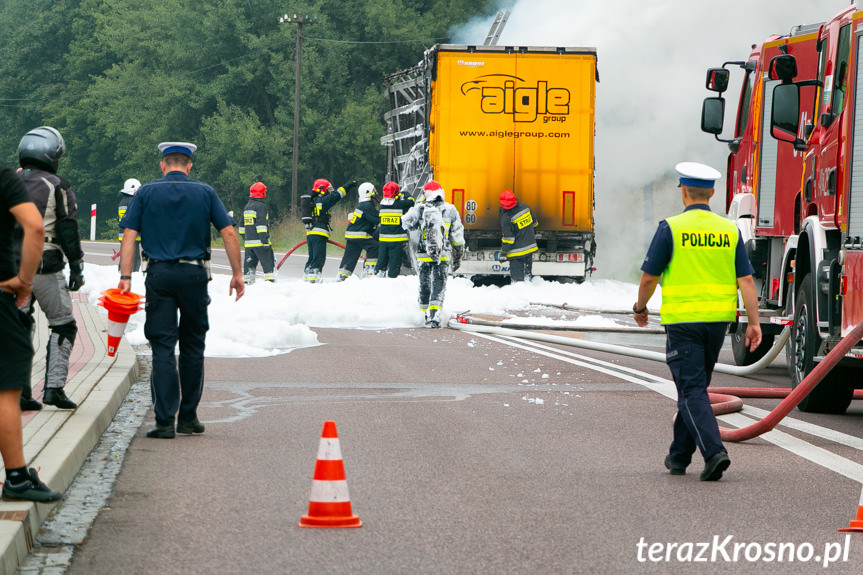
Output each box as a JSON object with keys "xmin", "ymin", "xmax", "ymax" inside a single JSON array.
[{"xmin": 703, "ymin": 11, "xmax": 863, "ymax": 414}]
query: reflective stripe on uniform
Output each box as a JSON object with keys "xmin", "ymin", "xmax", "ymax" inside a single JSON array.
[{"xmin": 506, "ymin": 244, "xmax": 538, "ymax": 258}]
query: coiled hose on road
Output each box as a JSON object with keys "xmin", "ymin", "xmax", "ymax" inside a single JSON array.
[{"xmin": 449, "ymin": 314, "xmax": 863, "ymax": 442}]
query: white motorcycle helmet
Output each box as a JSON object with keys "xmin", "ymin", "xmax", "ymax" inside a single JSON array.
[
  {"xmin": 357, "ymin": 182, "xmax": 376, "ymax": 200},
  {"xmin": 122, "ymin": 178, "xmax": 141, "ymax": 196}
]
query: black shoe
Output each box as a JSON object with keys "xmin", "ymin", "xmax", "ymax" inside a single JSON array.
[
  {"xmin": 664, "ymin": 455, "xmax": 686, "ymax": 476},
  {"xmin": 700, "ymin": 451, "xmax": 731, "ymax": 481},
  {"xmin": 20, "ymin": 396, "xmax": 43, "ymax": 411},
  {"xmin": 2, "ymin": 468, "xmax": 61, "ymax": 502},
  {"xmin": 43, "ymin": 388, "xmax": 77, "ymax": 410},
  {"xmin": 176, "ymin": 419, "xmax": 205, "ymax": 435},
  {"xmin": 146, "ymin": 424, "xmax": 175, "ymax": 439}
]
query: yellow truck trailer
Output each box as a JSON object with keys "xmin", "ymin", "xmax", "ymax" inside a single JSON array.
[{"xmin": 382, "ymin": 44, "xmax": 598, "ymax": 281}]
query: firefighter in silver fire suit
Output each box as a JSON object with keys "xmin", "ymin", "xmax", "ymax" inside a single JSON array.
[
  {"xmin": 498, "ymin": 189, "xmax": 538, "ymax": 282},
  {"xmin": 338, "ymin": 182, "xmax": 379, "ymax": 280},
  {"xmin": 118, "ymin": 178, "xmax": 142, "ymax": 272},
  {"xmin": 402, "ymin": 180, "xmax": 465, "ymax": 327},
  {"xmin": 15, "ymin": 126, "xmax": 83, "ymax": 411},
  {"xmin": 240, "ymin": 181, "xmax": 276, "ymax": 284}
]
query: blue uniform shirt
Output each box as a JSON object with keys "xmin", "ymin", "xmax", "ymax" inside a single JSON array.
[
  {"xmin": 120, "ymin": 171, "xmax": 232, "ymax": 261},
  {"xmin": 641, "ymin": 204, "xmax": 754, "ymax": 278}
]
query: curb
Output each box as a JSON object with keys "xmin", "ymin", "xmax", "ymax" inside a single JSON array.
[{"xmin": 0, "ymin": 297, "xmax": 139, "ymax": 575}]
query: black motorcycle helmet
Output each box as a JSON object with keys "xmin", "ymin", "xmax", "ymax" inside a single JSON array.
[{"xmin": 19, "ymin": 126, "xmax": 66, "ymax": 173}]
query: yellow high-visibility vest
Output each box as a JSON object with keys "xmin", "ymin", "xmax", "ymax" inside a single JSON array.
[{"xmin": 661, "ymin": 209, "xmax": 739, "ymax": 324}]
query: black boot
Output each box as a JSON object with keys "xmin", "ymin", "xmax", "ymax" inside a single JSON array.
[
  {"xmin": 20, "ymin": 395, "xmax": 43, "ymax": 411},
  {"xmin": 42, "ymin": 388, "xmax": 77, "ymax": 410},
  {"xmin": 20, "ymin": 384, "xmax": 42, "ymax": 411}
]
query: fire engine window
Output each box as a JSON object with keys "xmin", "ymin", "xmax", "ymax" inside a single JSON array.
[
  {"xmin": 735, "ymin": 70, "xmax": 755, "ymax": 138},
  {"xmin": 832, "ymin": 24, "xmax": 851, "ymax": 116},
  {"xmin": 816, "ymin": 40, "xmax": 828, "ymax": 117}
]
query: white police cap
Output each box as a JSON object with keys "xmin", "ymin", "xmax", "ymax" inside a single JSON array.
[
  {"xmin": 675, "ymin": 161, "xmax": 721, "ymax": 188},
  {"xmin": 158, "ymin": 142, "xmax": 197, "ymax": 157}
]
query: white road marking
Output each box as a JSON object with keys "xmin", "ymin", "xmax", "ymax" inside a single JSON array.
[{"xmin": 475, "ymin": 332, "xmax": 863, "ymax": 482}]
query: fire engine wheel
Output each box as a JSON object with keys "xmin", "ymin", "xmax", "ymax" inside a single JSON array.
[
  {"xmin": 730, "ymin": 329, "xmax": 775, "ymax": 366},
  {"xmin": 788, "ymin": 275, "xmax": 853, "ymax": 414}
]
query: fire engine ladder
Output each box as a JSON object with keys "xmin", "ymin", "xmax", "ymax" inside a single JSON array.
[{"xmin": 483, "ymin": 10, "xmax": 510, "ymax": 46}]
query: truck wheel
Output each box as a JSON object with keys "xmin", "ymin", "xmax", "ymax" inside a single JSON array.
[
  {"xmin": 731, "ymin": 329, "xmax": 775, "ymax": 366},
  {"xmin": 789, "ymin": 275, "xmax": 853, "ymax": 414}
]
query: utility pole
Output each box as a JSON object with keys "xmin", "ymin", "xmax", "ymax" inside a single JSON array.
[{"xmin": 279, "ymin": 13, "xmax": 319, "ymax": 210}]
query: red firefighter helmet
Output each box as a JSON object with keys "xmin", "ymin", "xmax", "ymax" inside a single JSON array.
[
  {"xmin": 499, "ymin": 189, "xmax": 517, "ymax": 209},
  {"xmin": 382, "ymin": 181, "xmax": 401, "ymax": 198},
  {"xmin": 249, "ymin": 181, "xmax": 267, "ymax": 198},
  {"xmin": 312, "ymin": 178, "xmax": 332, "ymax": 194},
  {"xmin": 423, "ymin": 180, "xmax": 445, "ymax": 202}
]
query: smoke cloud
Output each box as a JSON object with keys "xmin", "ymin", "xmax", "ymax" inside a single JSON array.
[{"xmin": 451, "ymin": 0, "xmax": 847, "ymax": 280}]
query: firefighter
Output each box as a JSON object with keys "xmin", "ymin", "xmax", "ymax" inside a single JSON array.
[
  {"xmin": 633, "ymin": 162, "xmax": 761, "ymax": 481},
  {"xmin": 374, "ymin": 181, "xmax": 415, "ymax": 278},
  {"xmin": 15, "ymin": 126, "xmax": 84, "ymax": 411},
  {"xmin": 498, "ymin": 189, "xmax": 538, "ymax": 282},
  {"xmin": 337, "ymin": 182, "xmax": 379, "ymax": 280},
  {"xmin": 301, "ymin": 178, "xmax": 356, "ymax": 282},
  {"xmin": 118, "ymin": 178, "xmax": 142, "ymax": 272},
  {"xmin": 402, "ymin": 180, "xmax": 465, "ymax": 327},
  {"xmin": 240, "ymin": 181, "xmax": 276, "ymax": 284}
]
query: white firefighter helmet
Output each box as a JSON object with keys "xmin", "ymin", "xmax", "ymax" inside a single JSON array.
[
  {"xmin": 122, "ymin": 178, "xmax": 141, "ymax": 196},
  {"xmin": 358, "ymin": 182, "xmax": 376, "ymax": 200}
]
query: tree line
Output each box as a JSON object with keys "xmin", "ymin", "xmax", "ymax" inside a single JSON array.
[{"xmin": 0, "ymin": 0, "xmax": 498, "ymax": 237}]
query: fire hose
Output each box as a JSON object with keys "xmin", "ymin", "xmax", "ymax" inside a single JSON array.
[
  {"xmin": 276, "ymin": 239, "xmax": 346, "ymax": 270},
  {"xmin": 717, "ymin": 320, "xmax": 863, "ymax": 441},
  {"xmin": 450, "ymin": 313, "xmax": 789, "ymax": 376},
  {"xmin": 448, "ymin": 316, "xmax": 863, "ymax": 441}
]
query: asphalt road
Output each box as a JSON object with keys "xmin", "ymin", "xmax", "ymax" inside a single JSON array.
[{"xmin": 68, "ymin": 242, "xmax": 863, "ymax": 574}]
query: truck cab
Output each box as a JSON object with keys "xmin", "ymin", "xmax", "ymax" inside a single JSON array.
[
  {"xmin": 769, "ymin": 4, "xmax": 863, "ymax": 413},
  {"xmin": 700, "ymin": 26, "xmax": 820, "ymax": 367}
]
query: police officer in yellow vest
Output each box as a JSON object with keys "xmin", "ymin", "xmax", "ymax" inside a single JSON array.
[{"xmin": 633, "ymin": 162, "xmax": 761, "ymax": 481}]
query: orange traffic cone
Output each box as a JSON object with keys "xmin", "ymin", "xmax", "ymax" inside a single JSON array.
[
  {"xmin": 299, "ymin": 420, "xmax": 362, "ymax": 528},
  {"xmin": 97, "ymin": 289, "xmax": 143, "ymax": 357},
  {"xmin": 839, "ymin": 485, "xmax": 863, "ymax": 532}
]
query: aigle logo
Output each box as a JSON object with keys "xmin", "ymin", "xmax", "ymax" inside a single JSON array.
[{"xmin": 460, "ymin": 74, "xmax": 570, "ymax": 124}]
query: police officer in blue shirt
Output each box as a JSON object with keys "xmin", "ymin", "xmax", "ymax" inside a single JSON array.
[
  {"xmin": 633, "ymin": 162, "xmax": 761, "ymax": 481},
  {"xmin": 118, "ymin": 142, "xmax": 244, "ymax": 439}
]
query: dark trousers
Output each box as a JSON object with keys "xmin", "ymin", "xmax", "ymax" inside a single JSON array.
[
  {"xmin": 144, "ymin": 262, "xmax": 209, "ymax": 427},
  {"xmin": 244, "ymin": 246, "xmax": 275, "ymax": 275},
  {"xmin": 339, "ymin": 238, "xmax": 378, "ymax": 275},
  {"xmin": 418, "ymin": 261, "xmax": 448, "ymax": 310},
  {"xmin": 665, "ymin": 322, "xmax": 728, "ymax": 465},
  {"xmin": 508, "ymin": 255, "xmax": 533, "ymax": 282},
  {"xmin": 375, "ymin": 241, "xmax": 407, "ymax": 278},
  {"xmin": 305, "ymin": 234, "xmax": 327, "ymax": 274}
]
